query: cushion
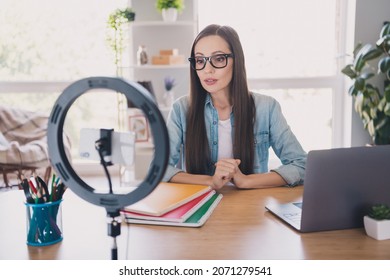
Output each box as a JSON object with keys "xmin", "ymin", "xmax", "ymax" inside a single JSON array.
[{"xmin": 0, "ymin": 105, "xmax": 50, "ymax": 168}]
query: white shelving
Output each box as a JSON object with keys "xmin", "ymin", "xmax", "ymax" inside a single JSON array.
[
  {"xmin": 132, "ymin": 21, "xmax": 195, "ymax": 27},
  {"xmin": 129, "ymin": 64, "xmax": 189, "ymax": 70},
  {"xmin": 128, "ymin": 0, "xmax": 198, "ymax": 114}
]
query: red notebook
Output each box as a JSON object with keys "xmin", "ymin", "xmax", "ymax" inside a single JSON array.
[{"xmin": 121, "ymin": 190, "xmax": 215, "ymax": 223}]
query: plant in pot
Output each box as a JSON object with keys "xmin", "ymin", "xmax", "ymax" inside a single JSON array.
[
  {"xmin": 364, "ymin": 204, "xmax": 390, "ymax": 240},
  {"xmin": 163, "ymin": 76, "xmax": 177, "ymax": 107},
  {"xmin": 156, "ymin": 0, "xmax": 184, "ymax": 22},
  {"xmin": 341, "ymin": 21, "xmax": 390, "ymax": 145},
  {"xmin": 106, "ymin": 7, "xmax": 136, "ymax": 74}
]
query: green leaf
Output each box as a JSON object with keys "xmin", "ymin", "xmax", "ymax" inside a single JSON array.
[
  {"xmin": 362, "ymin": 48, "xmax": 383, "ymax": 61},
  {"xmin": 353, "ymin": 53, "xmax": 366, "ymax": 72},
  {"xmin": 380, "ymin": 22, "xmax": 390, "ymax": 38},
  {"xmin": 354, "ymin": 94, "xmax": 363, "ymax": 114},
  {"xmin": 376, "ymin": 35, "xmax": 390, "ymax": 48},
  {"xmin": 367, "ymin": 119, "xmax": 376, "ymax": 137},
  {"xmin": 360, "ymin": 72, "xmax": 375, "ymax": 80},
  {"xmin": 353, "ymin": 44, "xmax": 373, "ymax": 72},
  {"xmin": 353, "ymin": 43, "xmax": 363, "ymax": 57},
  {"xmin": 378, "ymin": 57, "xmax": 390, "ymax": 73},
  {"xmin": 370, "ymin": 107, "xmax": 377, "ymax": 118},
  {"xmin": 378, "ymin": 97, "xmax": 387, "ymax": 111},
  {"xmin": 385, "ymin": 103, "xmax": 390, "ymax": 116},
  {"xmin": 369, "ymin": 204, "xmax": 390, "ymax": 220},
  {"xmin": 362, "ymin": 110, "xmax": 371, "ymax": 123},
  {"xmin": 348, "ymin": 85, "xmax": 358, "ymax": 96},
  {"xmin": 385, "ymin": 85, "xmax": 390, "ymax": 102},
  {"xmin": 354, "ymin": 77, "xmax": 365, "ymax": 90},
  {"xmin": 366, "ymin": 85, "xmax": 381, "ymax": 103},
  {"xmin": 341, "ymin": 64, "xmax": 357, "ymax": 78}
]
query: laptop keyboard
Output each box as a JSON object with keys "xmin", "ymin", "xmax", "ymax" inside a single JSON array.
[
  {"xmin": 282, "ymin": 202, "xmax": 303, "ymax": 223},
  {"xmin": 283, "ymin": 212, "xmax": 301, "ymax": 222},
  {"xmin": 293, "ymin": 202, "xmax": 303, "ymax": 209}
]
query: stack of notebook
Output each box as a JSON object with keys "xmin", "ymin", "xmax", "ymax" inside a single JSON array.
[{"xmin": 121, "ymin": 182, "xmax": 222, "ymax": 227}]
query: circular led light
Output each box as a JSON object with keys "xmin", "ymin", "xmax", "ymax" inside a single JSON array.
[{"xmin": 47, "ymin": 77, "xmax": 169, "ymax": 215}]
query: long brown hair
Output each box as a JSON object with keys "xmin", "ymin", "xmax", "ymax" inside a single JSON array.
[{"xmin": 185, "ymin": 24, "xmax": 255, "ymax": 175}]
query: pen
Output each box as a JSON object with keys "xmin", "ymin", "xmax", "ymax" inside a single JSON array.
[
  {"xmin": 21, "ymin": 177, "xmax": 35, "ymax": 204},
  {"xmin": 27, "ymin": 178, "xmax": 37, "ymax": 195},
  {"xmin": 36, "ymin": 176, "xmax": 50, "ymax": 202},
  {"xmin": 50, "ymin": 174, "xmax": 56, "ymax": 202}
]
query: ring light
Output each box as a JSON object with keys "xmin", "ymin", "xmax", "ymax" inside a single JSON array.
[{"xmin": 47, "ymin": 77, "xmax": 169, "ymax": 216}]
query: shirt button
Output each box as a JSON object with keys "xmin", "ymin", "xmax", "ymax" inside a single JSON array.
[
  {"xmin": 213, "ymin": 141, "xmax": 217, "ymax": 145},
  {"xmin": 213, "ymin": 121, "xmax": 217, "ymax": 125}
]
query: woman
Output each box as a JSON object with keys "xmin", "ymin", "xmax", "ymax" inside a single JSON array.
[{"xmin": 162, "ymin": 24, "xmax": 306, "ymax": 190}]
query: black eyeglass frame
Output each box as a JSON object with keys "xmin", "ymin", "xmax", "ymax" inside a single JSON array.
[{"xmin": 188, "ymin": 53, "xmax": 234, "ymax": 71}]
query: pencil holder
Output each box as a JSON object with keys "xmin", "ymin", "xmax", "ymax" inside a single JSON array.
[{"xmin": 25, "ymin": 200, "xmax": 63, "ymax": 246}]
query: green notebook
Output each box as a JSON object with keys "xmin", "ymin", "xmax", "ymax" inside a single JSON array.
[{"xmin": 125, "ymin": 193, "xmax": 222, "ymax": 227}]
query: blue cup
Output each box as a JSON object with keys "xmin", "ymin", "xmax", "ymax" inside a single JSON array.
[{"xmin": 25, "ymin": 200, "xmax": 63, "ymax": 246}]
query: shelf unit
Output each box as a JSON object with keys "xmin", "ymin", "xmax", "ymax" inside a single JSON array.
[{"xmin": 127, "ymin": 0, "xmax": 198, "ymax": 119}]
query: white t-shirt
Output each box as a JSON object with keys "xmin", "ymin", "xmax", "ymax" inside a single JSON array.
[{"xmin": 217, "ymin": 118, "xmax": 233, "ymax": 160}]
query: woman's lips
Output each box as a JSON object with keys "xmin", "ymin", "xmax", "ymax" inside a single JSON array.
[{"xmin": 204, "ymin": 78, "xmax": 217, "ymax": 86}]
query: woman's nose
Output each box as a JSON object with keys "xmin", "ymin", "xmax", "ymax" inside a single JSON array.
[{"xmin": 203, "ymin": 60, "xmax": 214, "ymax": 73}]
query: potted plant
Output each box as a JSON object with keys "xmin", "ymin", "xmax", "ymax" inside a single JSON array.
[
  {"xmin": 156, "ymin": 0, "xmax": 184, "ymax": 22},
  {"xmin": 163, "ymin": 76, "xmax": 177, "ymax": 107},
  {"xmin": 364, "ymin": 204, "xmax": 390, "ymax": 240},
  {"xmin": 106, "ymin": 7, "xmax": 136, "ymax": 74},
  {"xmin": 341, "ymin": 21, "xmax": 390, "ymax": 145}
]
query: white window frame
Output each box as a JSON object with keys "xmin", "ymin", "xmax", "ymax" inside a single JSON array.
[
  {"xmin": 248, "ymin": 76, "xmax": 345, "ymax": 148},
  {"xmin": 247, "ymin": 0, "xmax": 355, "ymax": 149}
]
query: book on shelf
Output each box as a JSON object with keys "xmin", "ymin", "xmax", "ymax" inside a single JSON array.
[
  {"xmin": 122, "ymin": 182, "xmax": 212, "ymax": 216},
  {"xmin": 124, "ymin": 192, "xmax": 223, "ymax": 228}
]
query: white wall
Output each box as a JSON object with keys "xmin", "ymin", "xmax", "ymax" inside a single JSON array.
[{"xmin": 350, "ymin": 0, "xmax": 390, "ymax": 146}]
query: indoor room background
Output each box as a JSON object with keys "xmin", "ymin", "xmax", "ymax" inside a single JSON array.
[{"xmin": 1, "ymin": 0, "xmax": 389, "ymax": 170}]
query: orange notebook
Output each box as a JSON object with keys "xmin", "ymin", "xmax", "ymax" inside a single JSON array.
[{"xmin": 123, "ymin": 182, "xmax": 212, "ymax": 216}]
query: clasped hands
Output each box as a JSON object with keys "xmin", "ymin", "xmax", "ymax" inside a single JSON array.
[{"xmin": 212, "ymin": 158, "xmax": 246, "ymax": 190}]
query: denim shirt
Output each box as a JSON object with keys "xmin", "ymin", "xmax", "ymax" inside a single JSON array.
[{"xmin": 162, "ymin": 92, "xmax": 307, "ymax": 186}]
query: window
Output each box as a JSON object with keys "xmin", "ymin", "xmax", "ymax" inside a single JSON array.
[
  {"xmin": 198, "ymin": 0, "xmax": 346, "ymax": 154},
  {"xmin": 0, "ymin": 0, "xmax": 127, "ymax": 160},
  {"xmin": 0, "ymin": 0, "xmax": 118, "ymax": 81}
]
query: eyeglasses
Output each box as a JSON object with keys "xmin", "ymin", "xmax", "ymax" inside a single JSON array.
[{"xmin": 188, "ymin": 53, "xmax": 234, "ymax": 71}]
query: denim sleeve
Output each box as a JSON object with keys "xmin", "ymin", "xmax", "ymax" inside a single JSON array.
[
  {"xmin": 268, "ymin": 100, "xmax": 307, "ymax": 186},
  {"xmin": 162, "ymin": 99, "xmax": 187, "ymax": 182}
]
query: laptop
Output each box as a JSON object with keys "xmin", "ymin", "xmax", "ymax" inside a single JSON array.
[{"xmin": 265, "ymin": 145, "xmax": 390, "ymax": 232}]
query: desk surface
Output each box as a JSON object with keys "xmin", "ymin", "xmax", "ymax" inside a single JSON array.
[{"xmin": 1, "ymin": 185, "xmax": 390, "ymax": 260}]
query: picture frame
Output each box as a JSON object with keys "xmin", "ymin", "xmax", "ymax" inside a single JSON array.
[{"xmin": 128, "ymin": 114, "xmax": 149, "ymax": 142}]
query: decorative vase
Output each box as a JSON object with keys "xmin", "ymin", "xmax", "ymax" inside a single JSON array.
[
  {"xmin": 363, "ymin": 216, "xmax": 390, "ymax": 240},
  {"xmin": 136, "ymin": 45, "xmax": 148, "ymax": 65},
  {"xmin": 162, "ymin": 8, "xmax": 178, "ymax": 22},
  {"xmin": 163, "ymin": 90, "xmax": 175, "ymax": 107}
]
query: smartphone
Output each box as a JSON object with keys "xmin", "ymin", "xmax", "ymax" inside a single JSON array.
[{"xmin": 79, "ymin": 128, "xmax": 135, "ymax": 166}]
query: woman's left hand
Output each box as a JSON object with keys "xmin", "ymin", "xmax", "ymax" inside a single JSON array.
[{"xmin": 231, "ymin": 163, "xmax": 249, "ymax": 189}]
